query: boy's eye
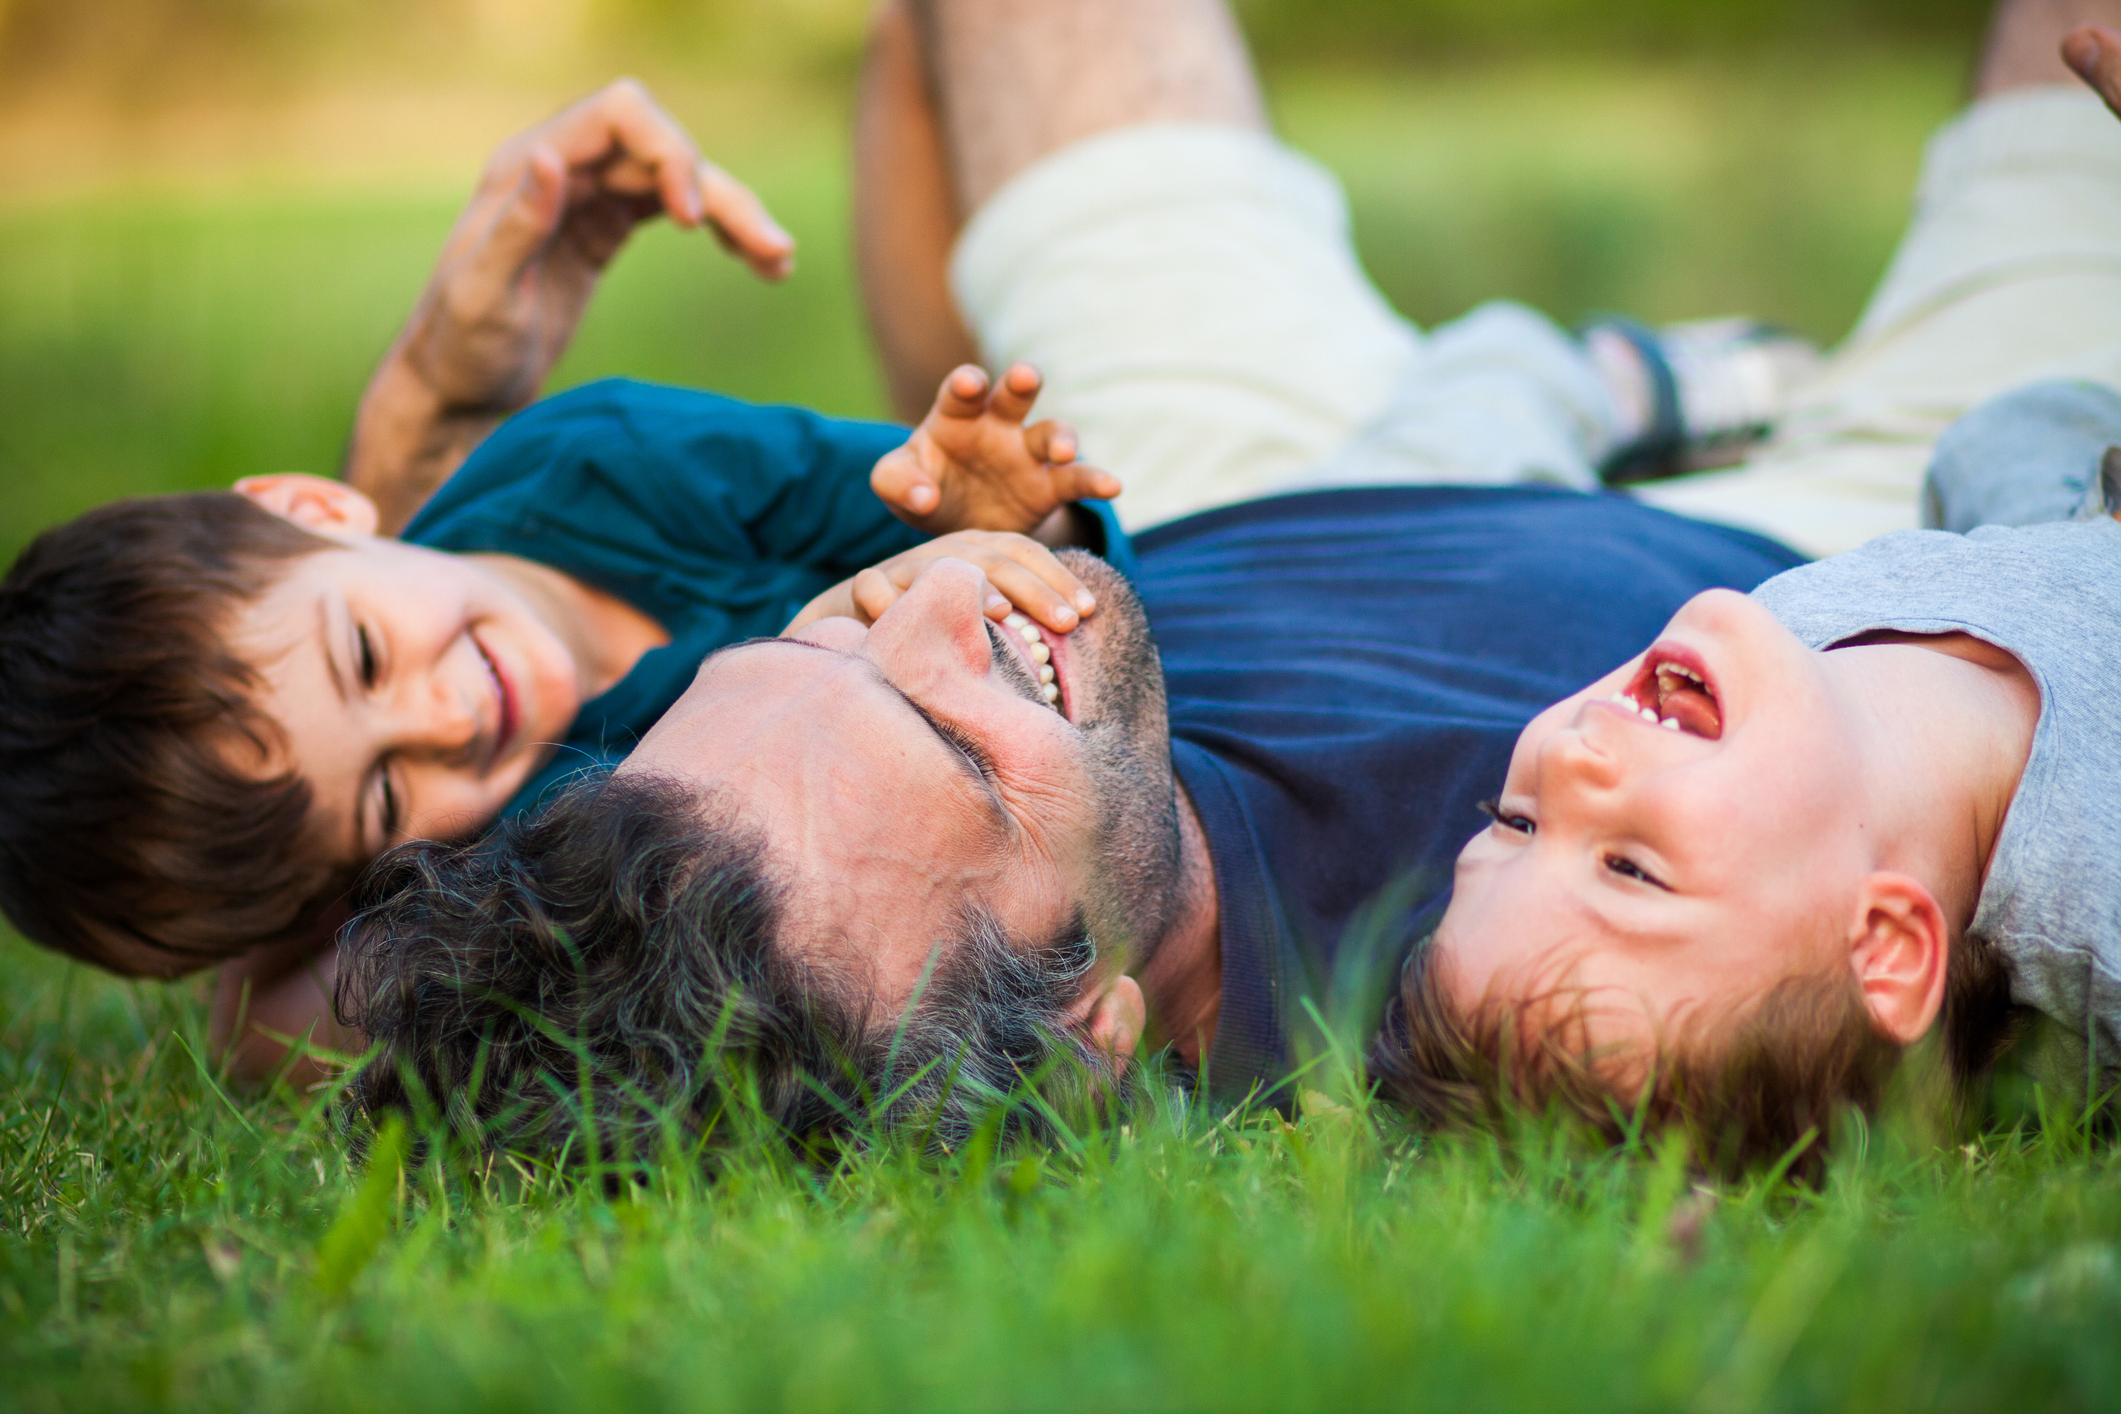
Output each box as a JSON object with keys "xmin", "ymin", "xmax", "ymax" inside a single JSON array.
[
  {"xmin": 1603, "ymin": 854, "xmax": 1669, "ymax": 891},
  {"xmin": 378, "ymin": 768, "xmax": 401, "ymax": 841},
  {"xmin": 356, "ymin": 626, "xmax": 379, "ymax": 689},
  {"xmin": 1477, "ymin": 798, "xmax": 1534, "ymax": 835}
]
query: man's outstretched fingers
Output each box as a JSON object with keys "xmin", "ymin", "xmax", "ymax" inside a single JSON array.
[
  {"xmin": 698, "ymin": 163, "xmax": 796, "ymax": 279},
  {"xmin": 547, "ymin": 81, "xmax": 702, "ymax": 208},
  {"xmin": 2065, "ymin": 25, "xmax": 2121, "ymax": 116},
  {"xmin": 451, "ymin": 147, "xmax": 569, "ymax": 320}
]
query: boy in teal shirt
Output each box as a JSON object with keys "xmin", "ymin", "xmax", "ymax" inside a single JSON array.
[{"xmin": 0, "ymin": 79, "xmax": 1121, "ymax": 1080}]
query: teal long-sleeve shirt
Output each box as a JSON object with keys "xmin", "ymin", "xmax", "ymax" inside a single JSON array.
[{"xmin": 400, "ymin": 378, "xmax": 1129, "ymax": 817}]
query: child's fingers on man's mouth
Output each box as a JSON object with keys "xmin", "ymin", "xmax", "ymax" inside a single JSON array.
[{"xmin": 982, "ymin": 562, "xmax": 1081, "ymax": 633}]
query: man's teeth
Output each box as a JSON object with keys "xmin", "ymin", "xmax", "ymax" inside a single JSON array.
[{"xmin": 1005, "ymin": 613, "xmax": 1064, "ymax": 708}]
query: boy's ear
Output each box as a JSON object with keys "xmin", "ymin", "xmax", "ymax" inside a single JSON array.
[
  {"xmin": 1068, "ymin": 973, "xmax": 1146, "ymax": 1075},
  {"xmin": 1846, "ymin": 873, "xmax": 1950, "ymax": 1044},
  {"xmin": 232, "ymin": 474, "xmax": 381, "ymax": 538}
]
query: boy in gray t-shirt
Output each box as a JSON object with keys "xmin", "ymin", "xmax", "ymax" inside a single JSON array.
[{"xmin": 1385, "ymin": 406, "xmax": 2121, "ymax": 1169}]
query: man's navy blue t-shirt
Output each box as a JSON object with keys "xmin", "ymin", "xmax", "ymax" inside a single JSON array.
[
  {"xmin": 398, "ymin": 380, "xmax": 1801, "ymax": 1101},
  {"xmin": 1129, "ymin": 487, "xmax": 1804, "ymax": 1102}
]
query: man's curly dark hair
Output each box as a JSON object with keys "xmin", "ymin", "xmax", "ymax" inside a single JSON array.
[{"xmin": 336, "ymin": 770, "xmax": 1117, "ymax": 1166}]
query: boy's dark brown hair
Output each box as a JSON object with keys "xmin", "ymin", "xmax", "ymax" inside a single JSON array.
[
  {"xmin": 0, "ymin": 492, "xmax": 347, "ymax": 977},
  {"xmin": 1370, "ymin": 926, "xmax": 2022, "ymax": 1182}
]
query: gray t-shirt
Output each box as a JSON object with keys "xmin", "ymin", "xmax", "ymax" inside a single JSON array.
[{"xmin": 1752, "ymin": 517, "xmax": 2121, "ymax": 1065}]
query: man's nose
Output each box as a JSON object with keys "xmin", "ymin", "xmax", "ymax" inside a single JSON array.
[{"xmin": 862, "ymin": 557, "xmax": 998, "ymax": 690}]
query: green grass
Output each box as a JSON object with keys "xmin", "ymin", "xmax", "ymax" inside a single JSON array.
[
  {"xmin": 11, "ymin": 52, "xmax": 2121, "ymax": 1413},
  {"xmin": 8, "ymin": 937, "xmax": 2121, "ymax": 1413}
]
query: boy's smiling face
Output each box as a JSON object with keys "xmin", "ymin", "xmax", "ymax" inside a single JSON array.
[
  {"xmin": 1432, "ymin": 588, "xmax": 1886, "ymax": 1074},
  {"xmin": 227, "ymin": 478, "xmax": 581, "ymax": 866}
]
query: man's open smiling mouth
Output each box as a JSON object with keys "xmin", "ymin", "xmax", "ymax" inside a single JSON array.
[{"xmin": 996, "ymin": 611, "xmax": 1066, "ymax": 717}]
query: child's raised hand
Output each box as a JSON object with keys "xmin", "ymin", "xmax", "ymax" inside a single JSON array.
[
  {"xmin": 871, "ymin": 363, "xmax": 1123, "ymax": 536},
  {"xmin": 784, "ymin": 530, "xmax": 1098, "ymax": 636}
]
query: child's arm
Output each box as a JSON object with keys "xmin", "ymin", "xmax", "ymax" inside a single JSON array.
[
  {"xmin": 346, "ymin": 80, "xmax": 796, "ymax": 536},
  {"xmin": 870, "ymin": 364, "xmax": 1123, "ymax": 542},
  {"xmin": 785, "ymin": 529, "xmax": 1098, "ymax": 637}
]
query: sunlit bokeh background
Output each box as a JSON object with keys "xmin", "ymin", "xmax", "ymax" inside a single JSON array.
[
  {"xmin": 0, "ymin": 0, "xmax": 1994, "ymax": 568},
  {"xmin": 0, "ymin": 0, "xmax": 1996, "ymax": 563}
]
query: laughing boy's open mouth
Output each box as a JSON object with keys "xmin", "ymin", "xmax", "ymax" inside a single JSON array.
[{"xmin": 1610, "ymin": 641, "xmax": 1723, "ymax": 738}]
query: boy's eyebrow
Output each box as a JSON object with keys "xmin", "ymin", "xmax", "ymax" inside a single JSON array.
[{"xmin": 319, "ymin": 594, "xmax": 350, "ymax": 705}]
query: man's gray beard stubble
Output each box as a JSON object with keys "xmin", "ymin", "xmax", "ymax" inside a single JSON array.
[{"xmin": 1053, "ymin": 549, "xmax": 1187, "ymax": 976}]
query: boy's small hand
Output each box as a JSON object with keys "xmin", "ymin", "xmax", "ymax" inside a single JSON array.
[
  {"xmin": 785, "ymin": 530, "xmax": 1097, "ymax": 636},
  {"xmin": 872, "ymin": 363, "xmax": 1124, "ymax": 536}
]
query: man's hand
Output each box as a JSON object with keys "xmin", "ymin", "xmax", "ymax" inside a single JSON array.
[
  {"xmin": 871, "ymin": 363, "xmax": 1123, "ymax": 539},
  {"xmin": 785, "ymin": 529, "xmax": 1098, "ymax": 636},
  {"xmin": 348, "ymin": 79, "xmax": 795, "ymax": 534},
  {"xmin": 2066, "ymin": 25, "xmax": 2121, "ymax": 118}
]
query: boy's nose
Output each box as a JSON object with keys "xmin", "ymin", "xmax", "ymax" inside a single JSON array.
[{"xmin": 1545, "ymin": 722, "xmax": 1626, "ymax": 795}]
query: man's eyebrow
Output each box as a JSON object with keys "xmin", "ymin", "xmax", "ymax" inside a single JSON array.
[{"xmin": 734, "ymin": 638, "xmax": 1006, "ymax": 817}]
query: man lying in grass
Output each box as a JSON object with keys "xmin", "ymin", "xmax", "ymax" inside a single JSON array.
[
  {"xmin": 333, "ymin": 0, "xmax": 2121, "ymax": 1165},
  {"xmin": 1376, "ymin": 16, "xmax": 2121, "ymax": 1177},
  {"xmin": 0, "ymin": 9, "xmax": 1822, "ymax": 1094},
  {"xmin": 0, "ymin": 81, "xmax": 1127, "ymax": 1081}
]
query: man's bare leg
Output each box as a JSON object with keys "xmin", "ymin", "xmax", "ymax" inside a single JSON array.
[
  {"xmin": 855, "ymin": 1, "xmax": 980, "ymax": 422},
  {"xmin": 910, "ymin": 0, "xmax": 1267, "ymax": 221},
  {"xmin": 1976, "ymin": 0, "xmax": 2121, "ymax": 93}
]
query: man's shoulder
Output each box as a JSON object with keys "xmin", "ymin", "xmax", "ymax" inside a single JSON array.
[{"xmin": 1132, "ymin": 484, "xmax": 1805, "ymax": 583}]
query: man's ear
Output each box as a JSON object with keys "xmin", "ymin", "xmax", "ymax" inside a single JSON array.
[
  {"xmin": 1846, "ymin": 873, "xmax": 1950, "ymax": 1044},
  {"xmin": 232, "ymin": 474, "xmax": 381, "ymax": 538},
  {"xmin": 1072, "ymin": 973, "xmax": 1146, "ymax": 1074}
]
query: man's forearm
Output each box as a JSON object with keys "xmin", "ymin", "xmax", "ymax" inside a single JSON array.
[{"xmin": 343, "ymin": 351, "xmax": 510, "ymax": 536}]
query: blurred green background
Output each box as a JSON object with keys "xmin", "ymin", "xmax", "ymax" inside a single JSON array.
[{"xmin": 0, "ymin": 0, "xmax": 1986, "ymax": 567}]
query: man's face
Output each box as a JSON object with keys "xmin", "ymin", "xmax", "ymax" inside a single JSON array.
[
  {"xmin": 620, "ymin": 552, "xmax": 1180, "ymax": 1022},
  {"xmin": 233, "ymin": 539, "xmax": 581, "ymax": 868},
  {"xmin": 1433, "ymin": 588, "xmax": 1873, "ymax": 1072}
]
